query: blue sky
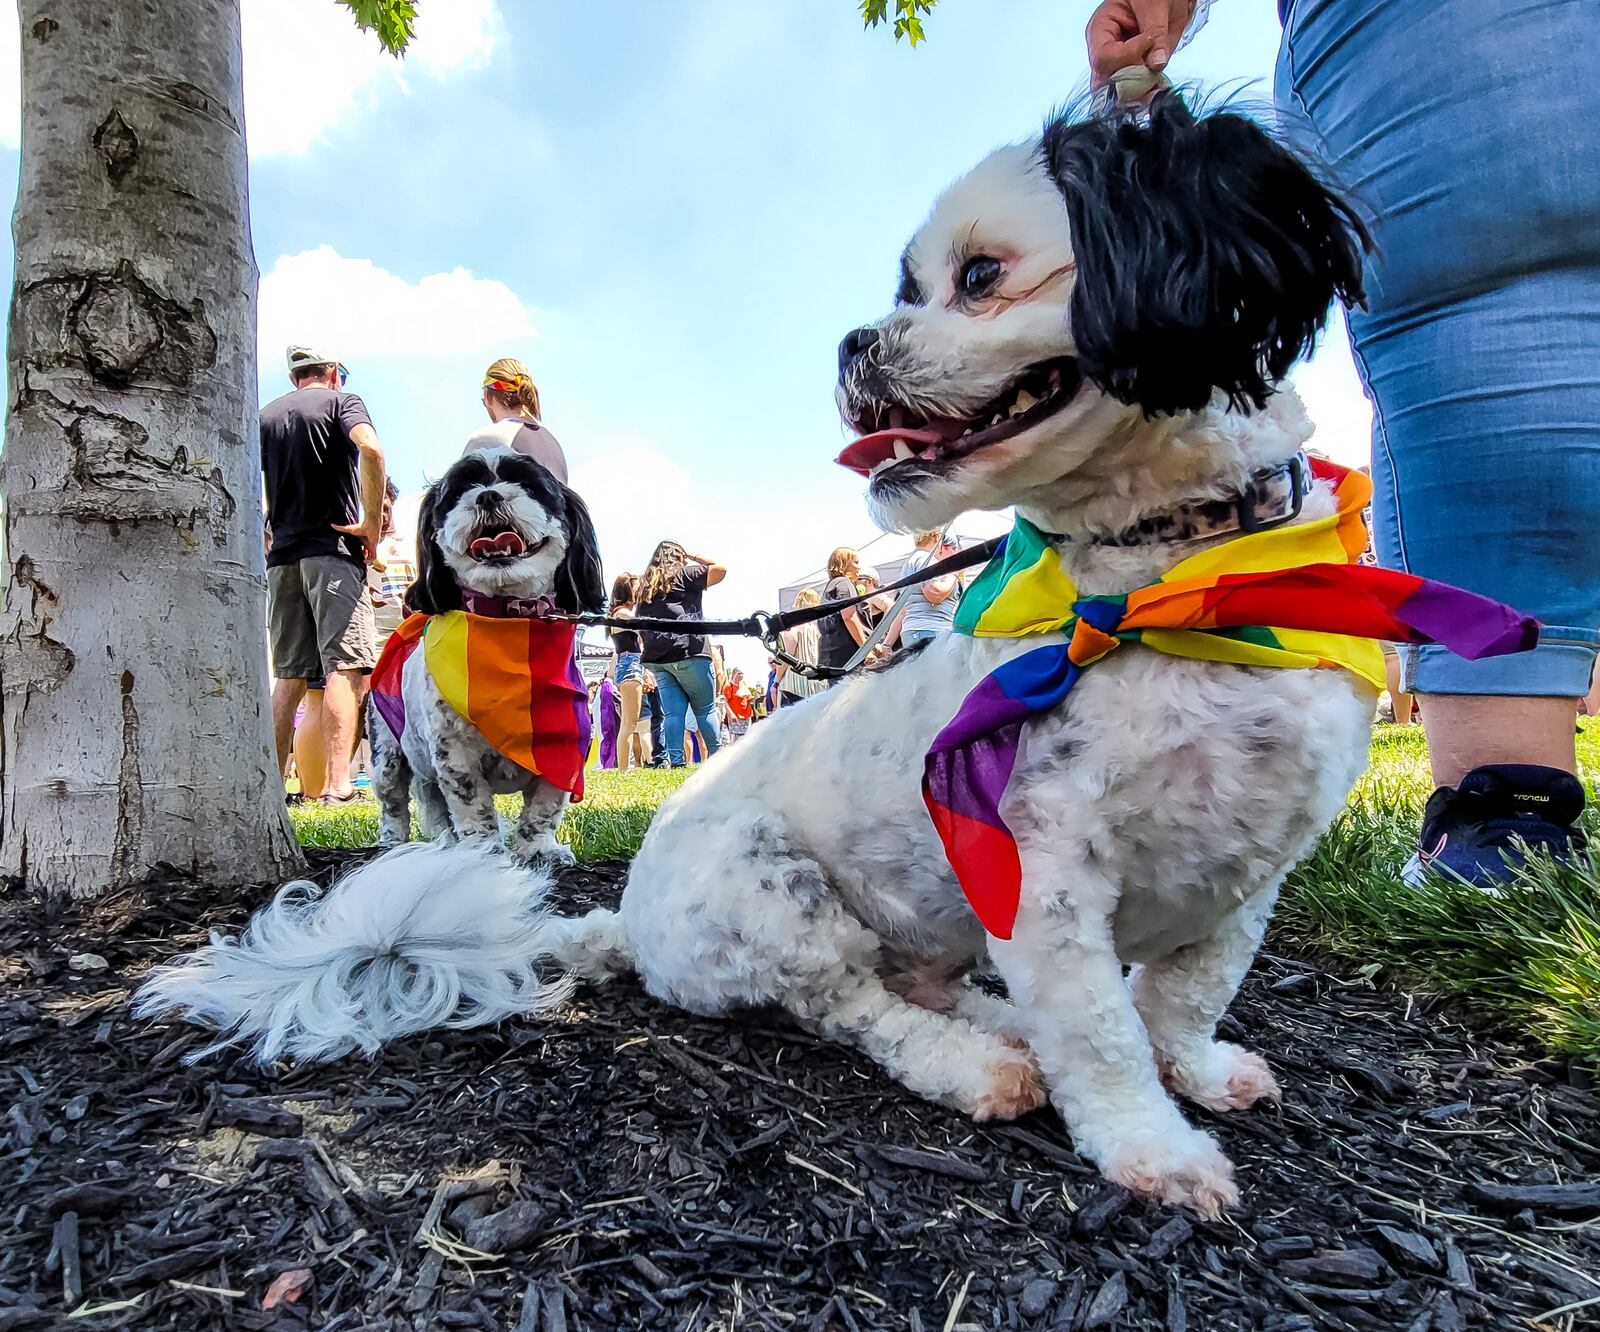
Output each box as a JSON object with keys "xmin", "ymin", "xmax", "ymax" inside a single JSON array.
[{"xmin": 0, "ymin": 1, "xmax": 1372, "ymax": 674}]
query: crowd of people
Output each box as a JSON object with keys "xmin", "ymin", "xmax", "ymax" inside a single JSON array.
[{"xmin": 582, "ymin": 529, "xmax": 967, "ymax": 769}]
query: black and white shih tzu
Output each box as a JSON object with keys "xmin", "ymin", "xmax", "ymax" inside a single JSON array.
[
  {"xmin": 142, "ymin": 95, "xmax": 1371, "ymax": 1215},
  {"xmin": 369, "ymin": 447, "xmax": 603, "ymax": 863}
]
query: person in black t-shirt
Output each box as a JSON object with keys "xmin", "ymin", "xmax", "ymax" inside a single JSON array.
[
  {"xmin": 262, "ymin": 344, "xmax": 387, "ymax": 805},
  {"xmin": 818, "ymin": 546, "xmax": 881, "ymax": 675},
  {"xmin": 637, "ymin": 540, "xmax": 728, "ymax": 766}
]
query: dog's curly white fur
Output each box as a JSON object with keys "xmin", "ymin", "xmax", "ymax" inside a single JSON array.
[{"xmin": 140, "ymin": 96, "xmax": 1373, "ymax": 1215}]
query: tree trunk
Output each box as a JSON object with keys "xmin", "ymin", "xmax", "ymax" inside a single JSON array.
[{"xmin": 1, "ymin": 0, "xmax": 302, "ymax": 897}]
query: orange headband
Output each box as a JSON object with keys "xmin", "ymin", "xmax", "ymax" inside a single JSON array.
[{"xmin": 484, "ymin": 376, "xmax": 525, "ymax": 393}]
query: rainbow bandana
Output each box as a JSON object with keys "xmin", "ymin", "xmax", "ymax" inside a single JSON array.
[
  {"xmin": 924, "ymin": 459, "xmax": 1539, "ymax": 939},
  {"xmin": 370, "ymin": 610, "xmax": 591, "ymax": 800}
]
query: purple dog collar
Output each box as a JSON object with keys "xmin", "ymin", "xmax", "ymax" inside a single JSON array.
[{"xmin": 459, "ymin": 590, "xmax": 559, "ymax": 619}]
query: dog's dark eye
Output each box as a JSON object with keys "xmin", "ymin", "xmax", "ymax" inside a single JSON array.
[{"xmin": 959, "ymin": 256, "xmax": 1003, "ymax": 298}]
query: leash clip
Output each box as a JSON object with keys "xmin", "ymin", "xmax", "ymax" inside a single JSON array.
[{"xmin": 1236, "ymin": 454, "xmax": 1307, "ymax": 535}]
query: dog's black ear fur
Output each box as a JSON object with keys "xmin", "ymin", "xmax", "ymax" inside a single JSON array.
[
  {"xmin": 407, "ymin": 482, "xmax": 462, "ymax": 615},
  {"xmin": 1042, "ymin": 91, "xmax": 1369, "ymax": 416},
  {"xmin": 554, "ymin": 485, "xmax": 606, "ymax": 615}
]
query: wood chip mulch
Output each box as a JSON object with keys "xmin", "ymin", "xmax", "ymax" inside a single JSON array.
[{"xmin": 2, "ymin": 851, "xmax": 1598, "ymax": 1331}]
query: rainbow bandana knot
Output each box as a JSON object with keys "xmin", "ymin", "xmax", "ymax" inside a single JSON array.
[
  {"xmin": 923, "ymin": 459, "xmax": 1540, "ymax": 941},
  {"xmin": 370, "ymin": 609, "xmax": 591, "ymax": 801},
  {"xmin": 1064, "ymin": 595, "xmax": 1132, "ymax": 665}
]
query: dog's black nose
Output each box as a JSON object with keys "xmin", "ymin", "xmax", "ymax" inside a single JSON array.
[
  {"xmin": 838, "ymin": 326, "xmax": 879, "ymax": 375},
  {"xmin": 476, "ymin": 490, "xmax": 500, "ymax": 509}
]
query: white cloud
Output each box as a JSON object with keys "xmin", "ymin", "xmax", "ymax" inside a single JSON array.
[
  {"xmin": 0, "ymin": 2, "xmax": 495, "ymax": 157},
  {"xmin": 242, "ymin": 0, "xmax": 499, "ymax": 157},
  {"xmin": 258, "ymin": 245, "xmax": 536, "ymax": 364},
  {"xmin": 568, "ymin": 433, "xmax": 832, "ymax": 678}
]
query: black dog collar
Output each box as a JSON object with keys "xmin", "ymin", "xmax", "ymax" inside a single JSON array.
[{"xmin": 1049, "ymin": 453, "xmax": 1310, "ymax": 548}]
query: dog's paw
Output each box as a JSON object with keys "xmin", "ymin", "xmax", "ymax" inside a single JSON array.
[
  {"xmin": 1160, "ymin": 1042, "xmax": 1280, "ymax": 1113},
  {"xmin": 1106, "ymin": 1131, "xmax": 1239, "ymax": 1219},
  {"xmin": 968, "ymin": 1047, "xmax": 1047, "ymax": 1122},
  {"xmin": 512, "ymin": 833, "xmax": 575, "ymax": 870}
]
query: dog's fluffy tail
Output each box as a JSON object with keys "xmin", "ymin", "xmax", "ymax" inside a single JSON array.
[{"xmin": 134, "ymin": 841, "xmax": 628, "ymax": 1064}]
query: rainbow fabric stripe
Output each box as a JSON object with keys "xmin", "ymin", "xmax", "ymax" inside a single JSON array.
[
  {"xmin": 924, "ymin": 460, "xmax": 1539, "ymax": 940},
  {"xmin": 370, "ymin": 611, "xmax": 591, "ymax": 800}
]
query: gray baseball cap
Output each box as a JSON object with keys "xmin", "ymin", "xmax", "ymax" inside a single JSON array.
[{"xmin": 285, "ymin": 343, "xmax": 342, "ymax": 374}]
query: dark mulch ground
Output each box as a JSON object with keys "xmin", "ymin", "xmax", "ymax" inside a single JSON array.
[{"xmin": 3, "ymin": 854, "xmax": 1598, "ymax": 1332}]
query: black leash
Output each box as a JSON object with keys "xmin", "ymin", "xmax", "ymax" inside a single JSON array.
[{"xmin": 564, "ymin": 537, "xmax": 1001, "ymax": 682}]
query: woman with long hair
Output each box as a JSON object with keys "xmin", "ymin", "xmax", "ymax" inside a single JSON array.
[
  {"xmin": 609, "ymin": 573, "xmax": 652, "ymax": 770},
  {"xmin": 636, "ymin": 540, "xmax": 727, "ymax": 767},
  {"xmin": 776, "ymin": 587, "xmax": 826, "ymax": 707},
  {"xmin": 463, "ymin": 356, "xmax": 568, "ymax": 482},
  {"xmin": 818, "ymin": 547, "xmax": 875, "ymax": 672}
]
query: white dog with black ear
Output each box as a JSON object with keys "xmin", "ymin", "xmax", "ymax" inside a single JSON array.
[
  {"xmin": 368, "ymin": 448, "xmax": 605, "ymax": 865},
  {"xmin": 141, "ymin": 96, "xmax": 1375, "ymax": 1215}
]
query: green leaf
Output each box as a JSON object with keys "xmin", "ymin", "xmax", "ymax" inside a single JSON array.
[
  {"xmin": 864, "ymin": 0, "xmax": 936, "ymax": 43},
  {"xmin": 336, "ymin": 0, "xmax": 417, "ymax": 56}
]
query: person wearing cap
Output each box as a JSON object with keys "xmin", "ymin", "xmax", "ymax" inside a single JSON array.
[
  {"xmin": 262, "ymin": 344, "xmax": 387, "ymax": 805},
  {"xmin": 462, "ymin": 356, "xmax": 568, "ymax": 482},
  {"xmin": 897, "ymin": 529, "xmax": 961, "ymax": 651}
]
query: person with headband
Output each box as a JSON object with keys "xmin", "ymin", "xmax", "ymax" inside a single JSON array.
[{"xmin": 462, "ymin": 356, "xmax": 568, "ymax": 483}]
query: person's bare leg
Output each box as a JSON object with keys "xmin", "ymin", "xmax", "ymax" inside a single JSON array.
[
  {"xmin": 618, "ymin": 680, "xmax": 643, "ymax": 771},
  {"xmin": 293, "ymin": 691, "xmax": 328, "ymax": 798},
  {"xmin": 1422, "ymin": 695, "xmax": 1578, "ymax": 788},
  {"xmin": 1384, "ymin": 653, "xmax": 1414, "ymax": 726},
  {"xmin": 271, "ymin": 678, "xmax": 308, "ymax": 779},
  {"xmin": 322, "ymin": 670, "xmax": 365, "ymax": 795}
]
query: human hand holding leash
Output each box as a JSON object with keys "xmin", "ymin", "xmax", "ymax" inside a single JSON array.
[{"xmin": 1086, "ymin": 0, "xmax": 1195, "ymax": 86}]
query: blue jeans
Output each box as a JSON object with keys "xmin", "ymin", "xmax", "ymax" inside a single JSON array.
[
  {"xmin": 900, "ymin": 628, "xmax": 941, "ymax": 650},
  {"xmin": 652, "ymin": 657, "xmax": 723, "ymax": 765},
  {"xmin": 1277, "ymin": 0, "xmax": 1600, "ymax": 696}
]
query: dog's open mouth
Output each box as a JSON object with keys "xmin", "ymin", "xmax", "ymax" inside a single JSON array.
[
  {"xmin": 837, "ymin": 357, "xmax": 1083, "ymax": 478},
  {"xmin": 468, "ymin": 528, "xmax": 545, "ymax": 562}
]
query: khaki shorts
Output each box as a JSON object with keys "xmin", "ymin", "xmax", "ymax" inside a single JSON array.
[{"xmin": 268, "ymin": 555, "xmax": 377, "ymax": 678}]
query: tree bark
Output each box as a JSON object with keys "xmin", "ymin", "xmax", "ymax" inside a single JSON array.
[{"xmin": 1, "ymin": 0, "xmax": 302, "ymax": 897}]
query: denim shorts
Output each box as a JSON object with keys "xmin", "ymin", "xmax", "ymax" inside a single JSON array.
[
  {"xmin": 1277, "ymin": 0, "xmax": 1600, "ymax": 696},
  {"xmin": 615, "ymin": 651, "xmax": 643, "ymax": 684}
]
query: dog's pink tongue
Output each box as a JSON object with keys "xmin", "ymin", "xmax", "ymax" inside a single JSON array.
[
  {"xmin": 836, "ymin": 428, "xmax": 944, "ymax": 477},
  {"xmin": 470, "ymin": 530, "xmax": 526, "ymax": 558}
]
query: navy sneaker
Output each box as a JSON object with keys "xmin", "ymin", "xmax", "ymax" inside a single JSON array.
[{"xmin": 1402, "ymin": 763, "xmax": 1588, "ymax": 889}]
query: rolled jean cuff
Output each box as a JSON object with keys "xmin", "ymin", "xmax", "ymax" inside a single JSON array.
[{"xmin": 1401, "ymin": 625, "xmax": 1600, "ymax": 697}]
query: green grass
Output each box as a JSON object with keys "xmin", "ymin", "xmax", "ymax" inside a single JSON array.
[
  {"xmin": 291, "ymin": 766, "xmax": 689, "ymax": 863},
  {"xmin": 292, "ymin": 731, "xmax": 1600, "ymax": 1065},
  {"xmin": 1279, "ymin": 723, "xmax": 1600, "ymax": 1066}
]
